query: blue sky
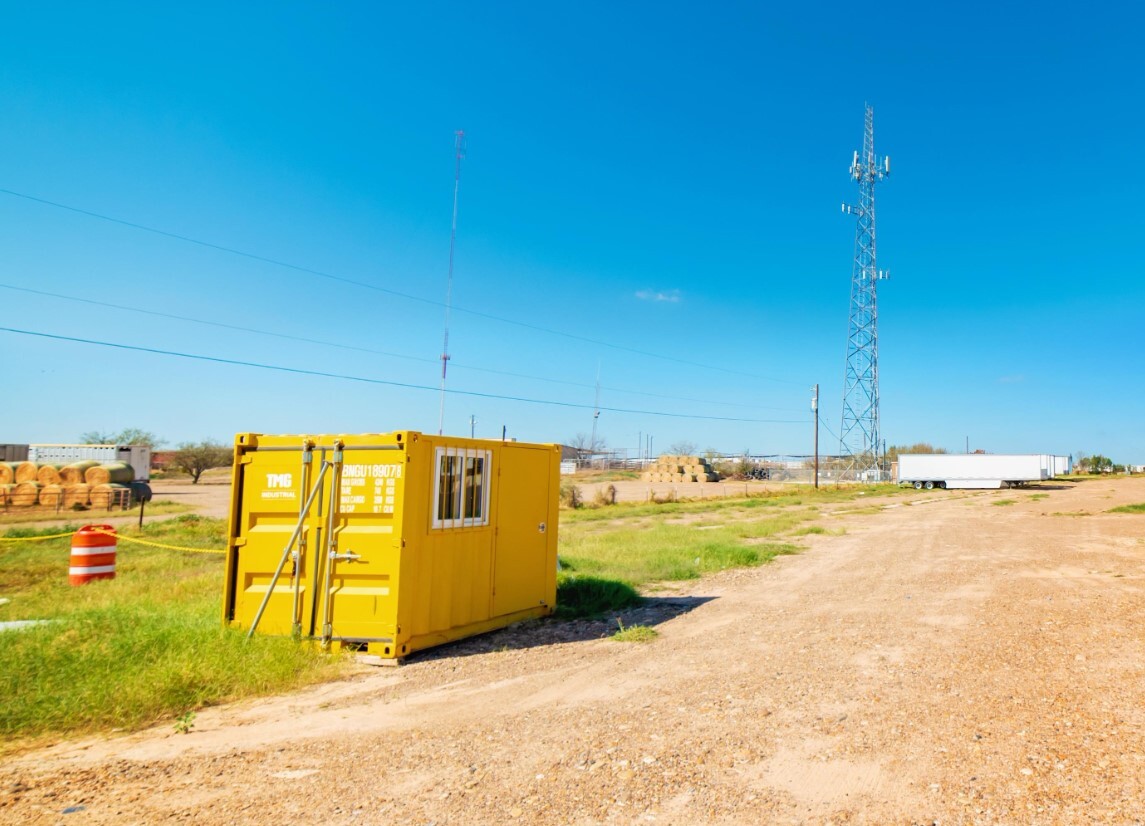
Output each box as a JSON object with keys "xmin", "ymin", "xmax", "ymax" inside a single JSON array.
[{"xmin": 0, "ymin": 3, "xmax": 1141, "ymax": 462}]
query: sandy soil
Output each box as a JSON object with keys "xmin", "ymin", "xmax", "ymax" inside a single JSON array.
[{"xmin": 4, "ymin": 478, "xmax": 1145, "ymax": 824}]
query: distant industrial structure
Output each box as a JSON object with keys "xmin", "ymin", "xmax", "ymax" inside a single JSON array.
[{"xmin": 840, "ymin": 104, "xmax": 890, "ymax": 480}]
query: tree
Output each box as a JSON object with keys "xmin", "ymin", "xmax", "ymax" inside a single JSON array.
[
  {"xmin": 80, "ymin": 428, "xmax": 164, "ymax": 448},
  {"xmin": 1078, "ymin": 454, "xmax": 1114, "ymax": 474},
  {"xmin": 568, "ymin": 432, "xmax": 606, "ymax": 465},
  {"xmin": 885, "ymin": 443, "xmax": 948, "ymax": 464},
  {"xmin": 171, "ymin": 440, "xmax": 233, "ymax": 484},
  {"xmin": 113, "ymin": 428, "xmax": 164, "ymax": 449},
  {"xmin": 669, "ymin": 440, "xmax": 698, "ymax": 456}
]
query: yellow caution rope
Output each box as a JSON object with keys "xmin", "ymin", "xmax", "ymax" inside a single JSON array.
[
  {"xmin": 0, "ymin": 528, "xmax": 225, "ymax": 554},
  {"xmin": 90, "ymin": 528, "xmax": 225, "ymax": 555},
  {"xmin": 0, "ymin": 531, "xmax": 75, "ymax": 542}
]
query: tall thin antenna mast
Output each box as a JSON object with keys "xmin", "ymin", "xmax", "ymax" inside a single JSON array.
[
  {"xmin": 589, "ymin": 362, "xmax": 601, "ymax": 466},
  {"xmin": 438, "ymin": 129, "xmax": 465, "ymax": 435},
  {"xmin": 840, "ymin": 104, "xmax": 890, "ymax": 480}
]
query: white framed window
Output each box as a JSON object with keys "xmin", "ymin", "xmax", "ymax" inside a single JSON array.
[{"xmin": 432, "ymin": 447, "xmax": 492, "ymax": 529}]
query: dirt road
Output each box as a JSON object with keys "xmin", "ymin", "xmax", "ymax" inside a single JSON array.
[{"xmin": 4, "ymin": 479, "xmax": 1145, "ymax": 824}]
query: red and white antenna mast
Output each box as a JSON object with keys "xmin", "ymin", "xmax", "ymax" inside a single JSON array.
[{"xmin": 438, "ymin": 129, "xmax": 465, "ymax": 435}]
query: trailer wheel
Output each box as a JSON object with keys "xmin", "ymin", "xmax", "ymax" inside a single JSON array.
[
  {"xmin": 924, "ymin": 481, "xmax": 934, "ymax": 490},
  {"xmin": 913, "ymin": 481, "xmax": 923, "ymax": 490}
]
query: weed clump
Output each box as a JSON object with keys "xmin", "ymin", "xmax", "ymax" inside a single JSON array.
[
  {"xmin": 560, "ymin": 481, "xmax": 583, "ymax": 509},
  {"xmin": 593, "ymin": 484, "xmax": 617, "ymax": 507},
  {"xmin": 611, "ymin": 619, "xmax": 658, "ymax": 643}
]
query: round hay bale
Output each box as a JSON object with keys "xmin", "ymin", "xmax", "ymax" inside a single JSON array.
[
  {"xmin": 15, "ymin": 462, "xmax": 39, "ymax": 483},
  {"xmin": 36, "ymin": 464, "xmax": 65, "ymax": 486},
  {"xmin": 12, "ymin": 482, "xmax": 40, "ymax": 506},
  {"xmin": 60, "ymin": 460, "xmax": 100, "ymax": 485},
  {"xmin": 90, "ymin": 483, "xmax": 131, "ymax": 509},
  {"xmin": 85, "ymin": 462, "xmax": 135, "ymax": 486},
  {"xmin": 62, "ymin": 483, "xmax": 92, "ymax": 508},
  {"xmin": 0, "ymin": 462, "xmax": 19, "ymax": 485},
  {"xmin": 38, "ymin": 484, "xmax": 65, "ymax": 507}
]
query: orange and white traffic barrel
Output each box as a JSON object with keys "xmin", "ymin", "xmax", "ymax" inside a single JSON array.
[{"xmin": 70, "ymin": 524, "xmax": 117, "ymax": 586}]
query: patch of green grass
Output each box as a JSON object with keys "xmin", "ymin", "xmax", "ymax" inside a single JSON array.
[
  {"xmin": 555, "ymin": 576, "xmax": 641, "ymax": 618},
  {"xmin": 992, "ymin": 499, "xmax": 1016, "ymax": 507},
  {"xmin": 0, "ymin": 500, "xmax": 191, "ymax": 526},
  {"xmin": 791, "ymin": 525, "xmax": 828, "ymax": 536},
  {"xmin": 561, "ymin": 484, "xmax": 901, "ymax": 525},
  {"xmin": 569, "ymin": 470, "xmax": 641, "ymax": 484},
  {"xmin": 611, "ymin": 620, "xmax": 658, "ymax": 643},
  {"xmin": 0, "ymin": 516, "xmax": 343, "ymax": 748},
  {"xmin": 560, "ymin": 515, "xmax": 803, "ymax": 586},
  {"xmin": 1029, "ymin": 493, "xmax": 1049, "ymax": 501},
  {"xmin": 1109, "ymin": 503, "xmax": 1145, "ymax": 514},
  {"xmin": 1050, "ymin": 511, "xmax": 1091, "ymax": 517}
]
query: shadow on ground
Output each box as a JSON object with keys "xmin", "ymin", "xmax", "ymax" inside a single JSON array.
[{"xmin": 410, "ymin": 595, "xmax": 716, "ymax": 663}]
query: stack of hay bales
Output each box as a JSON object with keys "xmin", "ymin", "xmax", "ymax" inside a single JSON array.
[
  {"xmin": 0, "ymin": 461, "xmax": 134, "ymax": 509},
  {"xmin": 641, "ymin": 454, "xmax": 719, "ymax": 483},
  {"xmin": 0, "ymin": 462, "xmax": 22, "ymax": 504}
]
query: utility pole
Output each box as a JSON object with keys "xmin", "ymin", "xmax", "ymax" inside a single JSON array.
[
  {"xmin": 812, "ymin": 384, "xmax": 820, "ymax": 489},
  {"xmin": 437, "ymin": 129, "xmax": 465, "ymax": 435},
  {"xmin": 840, "ymin": 104, "xmax": 890, "ymax": 480},
  {"xmin": 470, "ymin": 414, "xmax": 476, "ymax": 438}
]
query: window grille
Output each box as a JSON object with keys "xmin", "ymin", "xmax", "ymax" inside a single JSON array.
[{"xmin": 432, "ymin": 447, "xmax": 491, "ymax": 528}]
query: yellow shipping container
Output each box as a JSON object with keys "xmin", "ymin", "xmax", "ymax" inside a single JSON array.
[{"xmin": 223, "ymin": 431, "xmax": 560, "ymax": 662}]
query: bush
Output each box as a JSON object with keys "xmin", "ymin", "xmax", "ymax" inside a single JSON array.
[
  {"xmin": 560, "ymin": 481, "xmax": 583, "ymax": 509},
  {"xmin": 593, "ymin": 484, "xmax": 617, "ymax": 506}
]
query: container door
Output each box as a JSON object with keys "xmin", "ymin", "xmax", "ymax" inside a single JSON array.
[
  {"xmin": 492, "ymin": 447, "xmax": 552, "ymax": 617},
  {"xmin": 227, "ymin": 449, "xmax": 316, "ymax": 636},
  {"xmin": 226, "ymin": 441, "xmax": 404, "ymax": 649}
]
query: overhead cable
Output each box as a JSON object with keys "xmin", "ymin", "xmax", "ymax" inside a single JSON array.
[
  {"xmin": 0, "ymin": 326, "xmax": 806, "ymax": 425},
  {"xmin": 0, "ymin": 186, "xmax": 803, "ymax": 385},
  {"xmin": 0, "ymin": 282, "xmax": 802, "ymax": 412}
]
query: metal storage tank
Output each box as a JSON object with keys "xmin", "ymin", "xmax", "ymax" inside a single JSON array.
[{"xmin": 223, "ymin": 430, "xmax": 560, "ymax": 662}]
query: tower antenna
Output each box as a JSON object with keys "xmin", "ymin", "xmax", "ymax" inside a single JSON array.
[
  {"xmin": 438, "ymin": 129, "xmax": 465, "ymax": 435},
  {"xmin": 839, "ymin": 105, "xmax": 890, "ymax": 480},
  {"xmin": 589, "ymin": 361, "xmax": 601, "ymax": 468}
]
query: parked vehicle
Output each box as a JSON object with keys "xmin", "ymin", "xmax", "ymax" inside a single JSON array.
[{"xmin": 897, "ymin": 454, "xmax": 1052, "ymax": 490}]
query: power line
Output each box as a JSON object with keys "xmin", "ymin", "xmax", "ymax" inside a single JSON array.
[
  {"xmin": 0, "ymin": 281, "xmax": 803, "ymax": 412},
  {"xmin": 0, "ymin": 326, "xmax": 806, "ymax": 425},
  {"xmin": 0, "ymin": 186, "xmax": 803, "ymax": 385}
]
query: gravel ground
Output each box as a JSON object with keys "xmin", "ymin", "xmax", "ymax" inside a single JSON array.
[{"xmin": 3, "ymin": 478, "xmax": 1145, "ymax": 824}]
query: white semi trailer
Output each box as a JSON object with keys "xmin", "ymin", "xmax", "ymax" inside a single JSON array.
[
  {"xmin": 27, "ymin": 443, "xmax": 151, "ymax": 481},
  {"xmin": 897, "ymin": 454, "xmax": 1050, "ymax": 490}
]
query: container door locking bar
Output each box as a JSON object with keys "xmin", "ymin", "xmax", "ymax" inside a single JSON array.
[
  {"xmin": 319, "ymin": 441, "xmax": 354, "ymax": 647},
  {"xmin": 247, "ymin": 441, "xmax": 330, "ymax": 639}
]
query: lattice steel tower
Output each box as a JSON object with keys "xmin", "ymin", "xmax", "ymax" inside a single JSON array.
[{"xmin": 839, "ymin": 104, "xmax": 890, "ymax": 479}]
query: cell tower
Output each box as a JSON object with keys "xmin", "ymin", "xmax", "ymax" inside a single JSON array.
[{"xmin": 839, "ymin": 104, "xmax": 890, "ymax": 479}]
